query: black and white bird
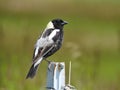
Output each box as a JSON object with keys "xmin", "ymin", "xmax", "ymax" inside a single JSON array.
[{"xmin": 26, "ymin": 18, "xmax": 68, "ymax": 79}]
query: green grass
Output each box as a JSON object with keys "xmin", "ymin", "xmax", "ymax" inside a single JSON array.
[
  {"xmin": 0, "ymin": 15, "xmax": 120, "ymax": 90},
  {"xmin": 0, "ymin": 1, "xmax": 120, "ymax": 90}
]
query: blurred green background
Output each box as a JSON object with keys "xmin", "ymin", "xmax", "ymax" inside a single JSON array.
[{"xmin": 0, "ymin": 0, "xmax": 120, "ymax": 90}]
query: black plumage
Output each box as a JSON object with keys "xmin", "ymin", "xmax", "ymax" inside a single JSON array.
[{"xmin": 26, "ymin": 18, "xmax": 68, "ymax": 79}]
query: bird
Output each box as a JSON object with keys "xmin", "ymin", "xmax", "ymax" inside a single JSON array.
[{"xmin": 26, "ymin": 18, "xmax": 68, "ymax": 79}]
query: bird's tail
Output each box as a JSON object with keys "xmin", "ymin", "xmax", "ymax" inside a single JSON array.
[
  {"xmin": 26, "ymin": 57, "xmax": 43, "ymax": 79},
  {"xmin": 26, "ymin": 63, "xmax": 39, "ymax": 79}
]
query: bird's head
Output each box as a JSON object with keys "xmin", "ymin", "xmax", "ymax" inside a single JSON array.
[
  {"xmin": 46, "ymin": 19, "xmax": 68, "ymax": 30},
  {"xmin": 52, "ymin": 18, "xmax": 68, "ymax": 29}
]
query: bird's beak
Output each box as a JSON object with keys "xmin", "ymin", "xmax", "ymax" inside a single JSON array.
[{"xmin": 62, "ymin": 21, "xmax": 68, "ymax": 25}]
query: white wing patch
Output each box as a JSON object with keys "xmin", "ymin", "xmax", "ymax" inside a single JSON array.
[
  {"xmin": 48, "ymin": 29, "xmax": 60, "ymax": 40},
  {"xmin": 35, "ymin": 29, "xmax": 59, "ymax": 48},
  {"xmin": 34, "ymin": 47, "xmax": 39, "ymax": 58},
  {"xmin": 35, "ymin": 37, "xmax": 53, "ymax": 48},
  {"xmin": 34, "ymin": 57, "xmax": 43, "ymax": 67}
]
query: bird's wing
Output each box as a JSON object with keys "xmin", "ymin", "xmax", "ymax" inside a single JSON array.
[
  {"xmin": 41, "ymin": 28, "xmax": 54, "ymax": 38},
  {"xmin": 32, "ymin": 46, "xmax": 42, "ymax": 62},
  {"xmin": 32, "ymin": 28, "xmax": 60, "ymax": 63}
]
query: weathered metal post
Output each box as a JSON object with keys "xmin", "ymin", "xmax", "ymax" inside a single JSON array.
[{"xmin": 46, "ymin": 62, "xmax": 65, "ymax": 90}]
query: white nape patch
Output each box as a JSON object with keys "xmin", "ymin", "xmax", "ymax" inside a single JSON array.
[
  {"xmin": 34, "ymin": 57, "xmax": 43, "ymax": 67},
  {"xmin": 46, "ymin": 21, "xmax": 54, "ymax": 29},
  {"xmin": 49, "ymin": 29, "xmax": 60, "ymax": 40}
]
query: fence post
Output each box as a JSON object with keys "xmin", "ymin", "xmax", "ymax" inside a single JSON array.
[{"xmin": 46, "ymin": 62, "xmax": 65, "ymax": 90}]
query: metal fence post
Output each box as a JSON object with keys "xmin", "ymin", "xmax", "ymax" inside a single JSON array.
[{"xmin": 46, "ymin": 62, "xmax": 65, "ymax": 90}]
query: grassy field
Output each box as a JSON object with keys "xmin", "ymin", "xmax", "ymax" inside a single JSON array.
[{"xmin": 0, "ymin": 0, "xmax": 120, "ymax": 90}]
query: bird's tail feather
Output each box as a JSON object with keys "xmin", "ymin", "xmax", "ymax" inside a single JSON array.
[
  {"xmin": 26, "ymin": 57, "xmax": 43, "ymax": 79},
  {"xmin": 26, "ymin": 63, "xmax": 39, "ymax": 79}
]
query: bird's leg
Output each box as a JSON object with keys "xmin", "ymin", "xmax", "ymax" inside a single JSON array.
[
  {"xmin": 45, "ymin": 59, "xmax": 52, "ymax": 71},
  {"xmin": 45, "ymin": 59, "xmax": 51, "ymax": 63}
]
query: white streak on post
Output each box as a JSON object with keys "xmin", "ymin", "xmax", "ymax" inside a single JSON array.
[{"xmin": 46, "ymin": 62, "xmax": 65, "ymax": 90}]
